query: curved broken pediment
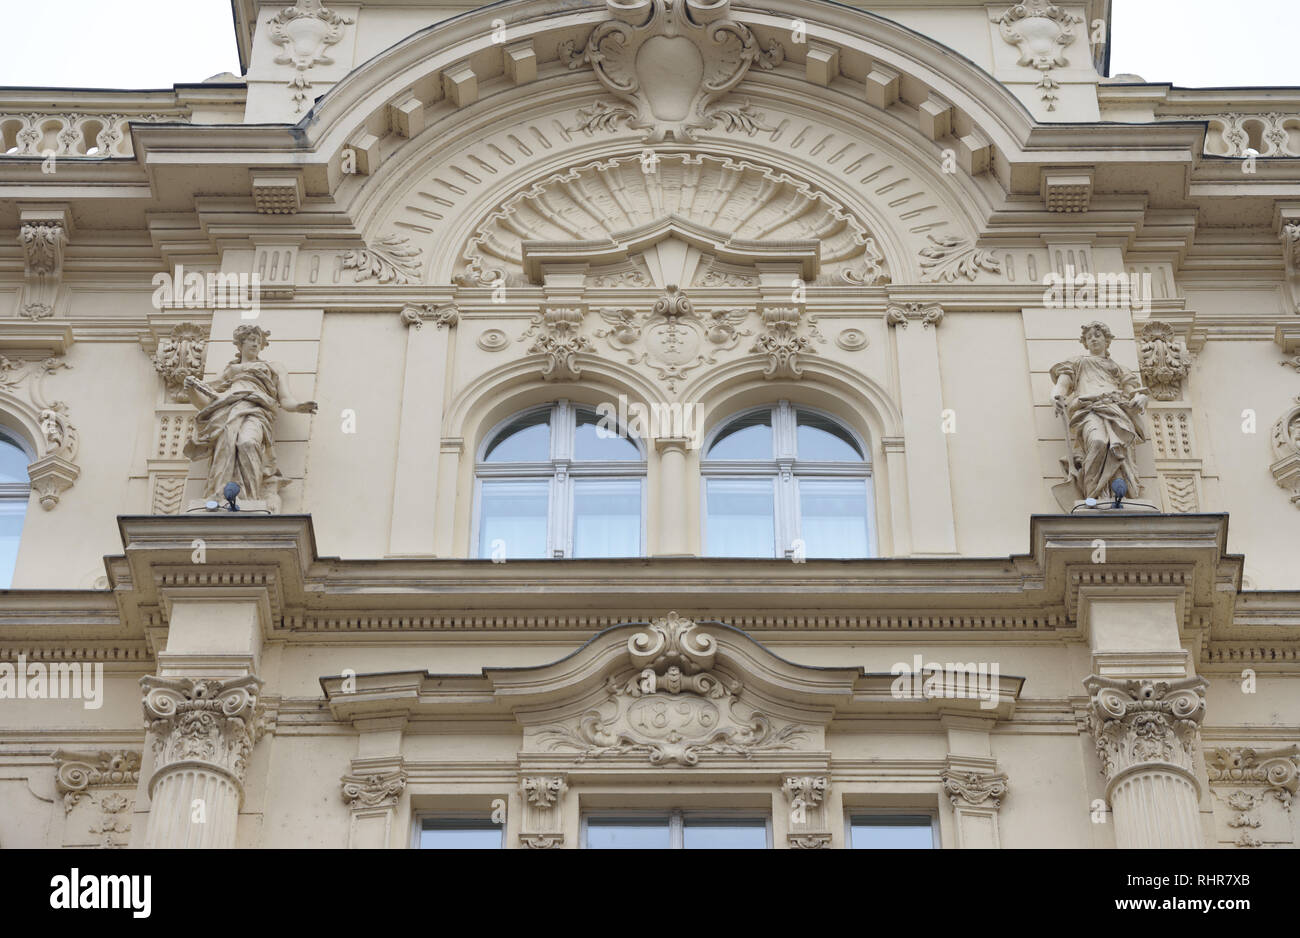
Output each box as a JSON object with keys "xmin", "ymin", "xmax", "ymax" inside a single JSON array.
[
  {"xmin": 487, "ymin": 612, "xmax": 859, "ymax": 767},
  {"xmin": 453, "ymin": 153, "xmax": 889, "ymax": 288}
]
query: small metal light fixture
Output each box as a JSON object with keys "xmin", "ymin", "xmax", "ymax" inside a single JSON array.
[
  {"xmin": 1084, "ymin": 497, "xmax": 1098, "ymax": 508},
  {"xmin": 1110, "ymin": 478, "xmax": 1127, "ymax": 509},
  {"xmin": 224, "ymin": 481, "xmax": 241, "ymax": 512}
]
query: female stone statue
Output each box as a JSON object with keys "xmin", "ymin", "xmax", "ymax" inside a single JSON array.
[
  {"xmin": 183, "ymin": 324, "xmax": 317, "ymax": 507},
  {"xmin": 1050, "ymin": 321, "xmax": 1149, "ymax": 501}
]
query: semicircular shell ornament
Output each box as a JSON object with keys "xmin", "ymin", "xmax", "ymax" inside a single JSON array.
[{"xmin": 563, "ymin": 0, "xmax": 768, "ymax": 142}]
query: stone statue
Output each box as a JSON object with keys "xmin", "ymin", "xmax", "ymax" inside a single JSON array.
[
  {"xmin": 1050, "ymin": 321, "xmax": 1149, "ymax": 502},
  {"xmin": 183, "ymin": 324, "xmax": 316, "ymax": 507}
]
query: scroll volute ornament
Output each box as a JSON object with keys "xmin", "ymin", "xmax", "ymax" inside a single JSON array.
[
  {"xmin": 1084, "ymin": 676, "xmax": 1208, "ymax": 781},
  {"xmin": 561, "ymin": 0, "xmax": 777, "ymax": 142},
  {"xmin": 141, "ymin": 675, "xmax": 267, "ymax": 788}
]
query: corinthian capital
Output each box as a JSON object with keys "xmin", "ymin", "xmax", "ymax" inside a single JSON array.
[
  {"xmin": 140, "ymin": 675, "xmax": 266, "ymax": 787},
  {"xmin": 1084, "ymin": 675, "xmax": 1208, "ymax": 782}
]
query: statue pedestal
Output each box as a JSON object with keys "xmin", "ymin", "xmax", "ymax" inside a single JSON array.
[
  {"xmin": 1069, "ymin": 499, "xmax": 1160, "ymax": 513},
  {"xmin": 184, "ymin": 499, "xmax": 275, "ymax": 515}
]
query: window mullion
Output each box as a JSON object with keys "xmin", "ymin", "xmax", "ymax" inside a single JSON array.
[{"xmin": 671, "ymin": 809, "xmax": 684, "ymax": 850}]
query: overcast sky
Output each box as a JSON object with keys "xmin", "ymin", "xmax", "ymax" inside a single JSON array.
[{"xmin": 0, "ymin": 0, "xmax": 1296, "ymax": 89}]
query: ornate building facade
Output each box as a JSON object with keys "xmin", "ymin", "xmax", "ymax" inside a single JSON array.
[{"xmin": 1, "ymin": 0, "xmax": 1298, "ymax": 849}]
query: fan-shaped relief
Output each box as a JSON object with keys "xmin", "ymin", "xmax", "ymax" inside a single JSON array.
[
  {"xmin": 558, "ymin": 0, "xmax": 783, "ymax": 143},
  {"xmin": 453, "ymin": 154, "xmax": 889, "ymax": 288},
  {"xmin": 536, "ymin": 614, "xmax": 812, "ymax": 766}
]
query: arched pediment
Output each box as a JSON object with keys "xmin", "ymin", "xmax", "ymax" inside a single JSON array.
[
  {"xmin": 486, "ymin": 612, "xmax": 860, "ymax": 767},
  {"xmin": 302, "ymin": 0, "xmax": 1068, "ymax": 282}
]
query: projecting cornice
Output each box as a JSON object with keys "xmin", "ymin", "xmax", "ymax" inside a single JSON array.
[{"xmin": 73, "ymin": 511, "xmax": 1245, "ymax": 636}]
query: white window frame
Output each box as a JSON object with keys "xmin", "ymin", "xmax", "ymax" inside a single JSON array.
[
  {"xmin": 700, "ymin": 401, "xmax": 876, "ymax": 558},
  {"xmin": 0, "ymin": 428, "xmax": 33, "ymax": 590},
  {"xmin": 472, "ymin": 400, "xmax": 647, "ymax": 558},
  {"xmin": 581, "ymin": 809, "xmax": 773, "ymax": 849},
  {"xmin": 411, "ymin": 812, "xmax": 506, "ymax": 849},
  {"xmin": 845, "ymin": 811, "xmax": 940, "ymax": 849}
]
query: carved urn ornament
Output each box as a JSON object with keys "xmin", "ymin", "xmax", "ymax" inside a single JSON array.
[{"xmin": 561, "ymin": 0, "xmax": 782, "ymax": 142}]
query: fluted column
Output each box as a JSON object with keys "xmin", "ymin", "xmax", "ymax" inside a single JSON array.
[
  {"xmin": 140, "ymin": 675, "xmax": 266, "ymax": 849},
  {"xmin": 1084, "ymin": 675, "xmax": 1208, "ymax": 848}
]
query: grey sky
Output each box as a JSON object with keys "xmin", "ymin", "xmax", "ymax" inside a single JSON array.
[{"xmin": 1, "ymin": 0, "xmax": 1296, "ymax": 89}]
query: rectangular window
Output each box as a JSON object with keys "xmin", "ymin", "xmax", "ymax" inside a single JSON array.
[
  {"xmin": 477, "ymin": 480, "xmax": 549, "ymax": 559},
  {"xmin": 848, "ymin": 815, "xmax": 936, "ymax": 849},
  {"xmin": 572, "ymin": 478, "xmax": 641, "ymax": 558},
  {"xmin": 585, "ymin": 811, "xmax": 769, "ymax": 849},
  {"xmin": 704, "ymin": 478, "xmax": 775, "ymax": 558},
  {"xmin": 798, "ymin": 478, "xmax": 871, "ymax": 558},
  {"xmin": 418, "ymin": 817, "xmax": 503, "ymax": 849}
]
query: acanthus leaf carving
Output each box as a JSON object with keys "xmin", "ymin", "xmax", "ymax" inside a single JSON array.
[
  {"xmin": 342, "ymin": 235, "xmax": 423, "ymax": 285},
  {"xmin": 751, "ymin": 306, "xmax": 820, "ymax": 380},
  {"xmin": 0, "ymin": 355, "xmax": 79, "ymax": 509},
  {"xmin": 140, "ymin": 675, "xmax": 267, "ymax": 787},
  {"xmin": 18, "ymin": 221, "xmax": 66, "ymax": 319},
  {"xmin": 538, "ymin": 613, "xmax": 811, "ymax": 766},
  {"xmin": 1084, "ymin": 675, "xmax": 1208, "ymax": 782},
  {"xmin": 522, "ymin": 307, "xmax": 592, "ymax": 381},
  {"xmin": 560, "ymin": 0, "xmax": 776, "ymax": 143},
  {"xmin": 885, "ymin": 302, "xmax": 944, "ymax": 330},
  {"xmin": 1137, "ymin": 321, "xmax": 1191, "ymax": 402},
  {"xmin": 400, "ymin": 303, "xmax": 458, "ymax": 329},
  {"xmin": 1206, "ymin": 746, "xmax": 1300, "ymax": 809},
  {"xmin": 918, "ymin": 234, "xmax": 1002, "ymax": 283}
]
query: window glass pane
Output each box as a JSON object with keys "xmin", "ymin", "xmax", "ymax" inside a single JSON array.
[
  {"xmin": 484, "ymin": 411, "xmax": 550, "ymax": 462},
  {"xmin": 0, "ymin": 439, "xmax": 29, "ymax": 484},
  {"xmin": 796, "ymin": 412, "xmax": 863, "ymax": 461},
  {"xmin": 573, "ymin": 479, "xmax": 641, "ymax": 558},
  {"xmin": 419, "ymin": 819, "xmax": 501, "ymax": 849},
  {"xmin": 683, "ymin": 817, "xmax": 767, "ymax": 849},
  {"xmin": 850, "ymin": 816, "xmax": 934, "ymax": 849},
  {"xmin": 0, "ymin": 499, "xmax": 26, "ymax": 589},
  {"xmin": 705, "ymin": 478, "xmax": 775, "ymax": 558},
  {"xmin": 574, "ymin": 409, "xmax": 641, "ymax": 461},
  {"xmin": 798, "ymin": 479, "xmax": 870, "ymax": 558},
  {"xmin": 586, "ymin": 817, "xmax": 671, "ymax": 849},
  {"xmin": 707, "ymin": 410, "xmax": 773, "ymax": 460},
  {"xmin": 478, "ymin": 480, "xmax": 548, "ymax": 558}
]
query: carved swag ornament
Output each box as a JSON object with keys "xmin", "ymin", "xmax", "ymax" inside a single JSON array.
[{"xmin": 540, "ymin": 613, "xmax": 809, "ymax": 766}]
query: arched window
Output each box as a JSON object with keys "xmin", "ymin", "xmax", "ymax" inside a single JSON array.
[
  {"xmin": 701, "ymin": 402, "xmax": 874, "ymax": 558},
  {"xmin": 474, "ymin": 401, "xmax": 645, "ymax": 559},
  {"xmin": 0, "ymin": 430, "xmax": 32, "ymax": 588}
]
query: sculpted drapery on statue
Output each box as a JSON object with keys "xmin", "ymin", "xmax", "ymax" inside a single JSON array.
[
  {"xmin": 183, "ymin": 325, "xmax": 317, "ymax": 506},
  {"xmin": 1050, "ymin": 322, "xmax": 1149, "ymax": 501}
]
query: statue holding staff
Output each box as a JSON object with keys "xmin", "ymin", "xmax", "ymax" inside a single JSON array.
[
  {"xmin": 183, "ymin": 324, "xmax": 317, "ymax": 507},
  {"xmin": 1050, "ymin": 321, "xmax": 1149, "ymax": 502}
]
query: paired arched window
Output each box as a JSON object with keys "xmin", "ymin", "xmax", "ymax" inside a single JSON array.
[
  {"xmin": 474, "ymin": 400, "xmax": 874, "ymax": 560},
  {"xmin": 0, "ymin": 430, "xmax": 32, "ymax": 588},
  {"xmin": 474, "ymin": 401, "xmax": 645, "ymax": 559},
  {"xmin": 701, "ymin": 402, "xmax": 874, "ymax": 558}
]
